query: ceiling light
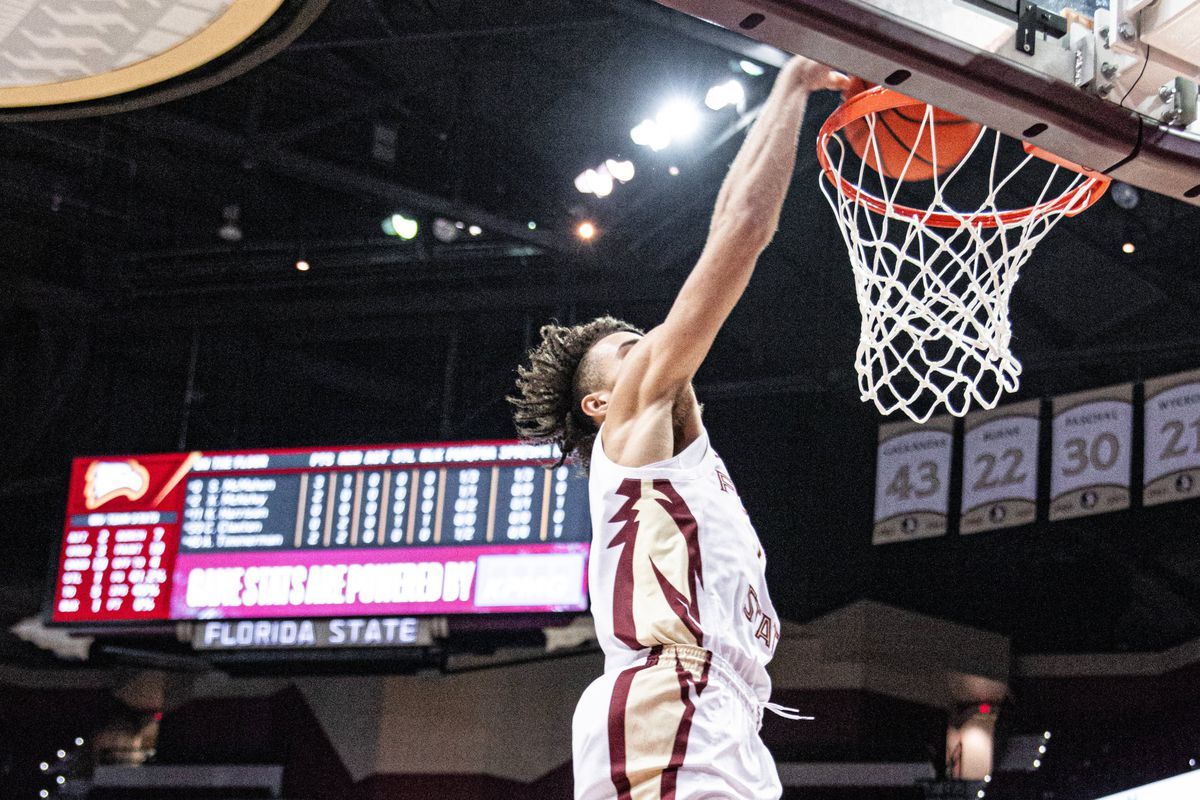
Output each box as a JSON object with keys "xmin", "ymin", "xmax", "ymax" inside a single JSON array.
[
  {"xmin": 738, "ymin": 59, "xmax": 765, "ymax": 76},
  {"xmin": 1111, "ymin": 180, "xmax": 1140, "ymax": 209},
  {"xmin": 381, "ymin": 213, "xmax": 418, "ymax": 240},
  {"xmin": 432, "ymin": 217, "xmax": 459, "ymax": 243},
  {"xmin": 1122, "ymin": 241, "xmax": 1136, "ymax": 254},
  {"xmin": 605, "ymin": 159, "xmax": 635, "ymax": 183},
  {"xmin": 591, "ymin": 167, "xmax": 614, "ymax": 198},
  {"xmin": 631, "ymin": 118, "xmax": 671, "ymax": 151},
  {"xmin": 295, "ymin": 260, "xmax": 310, "ymax": 272},
  {"xmin": 75, "ymin": 738, "xmax": 84, "ymax": 746},
  {"xmin": 56, "ymin": 750, "xmax": 65, "ymax": 759},
  {"xmin": 577, "ymin": 221, "xmax": 596, "ymax": 240},
  {"xmin": 668, "ymin": 165, "xmax": 680, "ymax": 176},
  {"xmin": 578, "ymin": 163, "xmax": 626, "ymax": 197},
  {"xmin": 734, "ymin": 59, "xmax": 763, "ymax": 76},
  {"xmin": 1033, "ymin": 759, "xmax": 1041, "ymax": 769},
  {"xmin": 656, "ymin": 99, "xmax": 700, "ymax": 140},
  {"xmin": 218, "ymin": 204, "xmax": 242, "ymax": 243},
  {"xmin": 630, "ymin": 119, "xmax": 655, "ymax": 146},
  {"xmin": 705, "ymin": 79, "xmax": 745, "ymax": 111},
  {"xmin": 527, "ymin": 221, "xmax": 537, "ymax": 230},
  {"xmin": 468, "ymin": 225, "xmax": 482, "ymax": 236},
  {"xmin": 575, "ymin": 168, "xmax": 599, "ymax": 194}
]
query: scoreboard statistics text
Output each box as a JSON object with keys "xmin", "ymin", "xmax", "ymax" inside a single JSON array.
[{"xmin": 52, "ymin": 440, "xmax": 591, "ymax": 623}]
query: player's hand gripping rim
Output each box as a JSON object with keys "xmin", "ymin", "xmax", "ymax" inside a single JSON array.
[{"xmin": 779, "ymin": 55, "xmax": 851, "ymax": 94}]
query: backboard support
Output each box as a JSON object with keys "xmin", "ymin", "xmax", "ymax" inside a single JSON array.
[{"xmin": 655, "ymin": 0, "xmax": 1200, "ymax": 204}]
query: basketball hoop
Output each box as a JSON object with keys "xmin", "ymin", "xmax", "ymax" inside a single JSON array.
[{"xmin": 817, "ymin": 85, "xmax": 1110, "ymax": 423}]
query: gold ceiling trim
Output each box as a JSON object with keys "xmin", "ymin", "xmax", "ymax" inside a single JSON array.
[{"xmin": 0, "ymin": 0, "xmax": 285, "ymax": 108}]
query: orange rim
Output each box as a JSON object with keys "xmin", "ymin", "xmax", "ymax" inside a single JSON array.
[{"xmin": 816, "ymin": 86, "xmax": 1111, "ymax": 228}]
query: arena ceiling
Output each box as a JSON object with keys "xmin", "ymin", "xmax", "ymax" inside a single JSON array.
[{"xmin": 2, "ymin": 0, "xmax": 1200, "ymax": 668}]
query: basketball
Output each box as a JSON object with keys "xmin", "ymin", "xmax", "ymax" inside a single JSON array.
[{"xmin": 840, "ymin": 77, "xmax": 982, "ymax": 181}]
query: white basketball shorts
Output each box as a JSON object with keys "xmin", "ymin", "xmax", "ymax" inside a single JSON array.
[{"xmin": 572, "ymin": 644, "xmax": 783, "ymax": 800}]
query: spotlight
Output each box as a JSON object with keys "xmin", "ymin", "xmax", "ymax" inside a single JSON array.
[
  {"xmin": 56, "ymin": 750, "xmax": 65, "ymax": 759},
  {"xmin": 218, "ymin": 204, "xmax": 243, "ymax": 243},
  {"xmin": 382, "ymin": 213, "xmax": 418, "ymax": 240},
  {"xmin": 738, "ymin": 59, "xmax": 765, "ymax": 76},
  {"xmin": 668, "ymin": 165, "xmax": 680, "ymax": 176},
  {"xmin": 527, "ymin": 221, "xmax": 537, "ymax": 230},
  {"xmin": 592, "ymin": 171, "xmax": 614, "ymax": 198},
  {"xmin": 575, "ymin": 168, "xmax": 598, "ymax": 193},
  {"xmin": 576, "ymin": 167, "xmax": 613, "ymax": 198},
  {"xmin": 1033, "ymin": 759, "xmax": 1041, "ymax": 769},
  {"xmin": 40, "ymin": 792, "xmax": 49, "ymax": 799},
  {"xmin": 705, "ymin": 80, "xmax": 745, "ymax": 111},
  {"xmin": 468, "ymin": 225, "xmax": 482, "ymax": 236},
  {"xmin": 1039, "ymin": 745, "xmax": 1047, "ymax": 754},
  {"xmin": 57, "ymin": 776, "xmax": 66, "ymax": 785},
  {"xmin": 984, "ymin": 776, "xmax": 991, "ymax": 783},
  {"xmin": 432, "ymin": 217, "xmax": 459, "ymax": 243},
  {"xmin": 977, "ymin": 792, "xmax": 985, "ymax": 799},
  {"xmin": 578, "ymin": 161, "xmax": 633, "ymax": 198},
  {"xmin": 39, "ymin": 762, "xmax": 48, "ymax": 771},
  {"xmin": 1110, "ymin": 181, "xmax": 1140, "ymax": 210},
  {"xmin": 75, "ymin": 738, "xmax": 84, "ymax": 746},
  {"xmin": 1122, "ymin": 241, "xmax": 1136, "ymax": 254},
  {"xmin": 577, "ymin": 221, "xmax": 596, "ymax": 240},
  {"xmin": 295, "ymin": 260, "xmax": 310, "ymax": 272},
  {"xmin": 631, "ymin": 119, "xmax": 670, "ymax": 151},
  {"xmin": 1190, "ymin": 758, "xmax": 1196, "ymax": 768},
  {"xmin": 605, "ymin": 159, "xmax": 636, "ymax": 183},
  {"xmin": 1043, "ymin": 732, "xmax": 1051, "ymax": 739},
  {"xmin": 656, "ymin": 99, "xmax": 701, "ymax": 140}
]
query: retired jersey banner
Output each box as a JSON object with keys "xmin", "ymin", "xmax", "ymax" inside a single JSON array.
[
  {"xmin": 1143, "ymin": 369, "xmax": 1200, "ymax": 507},
  {"xmin": 960, "ymin": 400, "xmax": 1039, "ymax": 535},
  {"xmin": 873, "ymin": 417, "xmax": 953, "ymax": 544},
  {"xmin": 1050, "ymin": 384, "xmax": 1133, "ymax": 521}
]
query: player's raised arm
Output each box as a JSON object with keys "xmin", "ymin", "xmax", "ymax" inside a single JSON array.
[{"xmin": 615, "ymin": 58, "xmax": 847, "ymax": 405}]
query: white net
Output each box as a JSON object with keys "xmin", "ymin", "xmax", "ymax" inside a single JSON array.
[{"xmin": 818, "ymin": 93, "xmax": 1107, "ymax": 423}]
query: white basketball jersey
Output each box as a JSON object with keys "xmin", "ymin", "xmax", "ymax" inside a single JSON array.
[{"xmin": 586, "ymin": 425, "xmax": 781, "ymax": 699}]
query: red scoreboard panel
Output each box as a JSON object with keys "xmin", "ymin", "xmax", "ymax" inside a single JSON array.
[{"xmin": 52, "ymin": 440, "xmax": 591, "ymax": 624}]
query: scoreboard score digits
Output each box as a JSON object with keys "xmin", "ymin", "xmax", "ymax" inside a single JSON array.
[{"xmin": 52, "ymin": 441, "xmax": 591, "ymax": 624}]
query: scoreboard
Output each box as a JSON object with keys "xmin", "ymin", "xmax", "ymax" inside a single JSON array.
[{"xmin": 52, "ymin": 440, "xmax": 591, "ymax": 624}]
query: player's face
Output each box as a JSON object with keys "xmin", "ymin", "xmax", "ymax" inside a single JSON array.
[{"xmin": 580, "ymin": 331, "xmax": 642, "ymax": 423}]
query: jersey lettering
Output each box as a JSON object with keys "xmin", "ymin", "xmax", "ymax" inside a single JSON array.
[
  {"xmin": 755, "ymin": 616, "xmax": 773, "ymax": 647},
  {"xmin": 743, "ymin": 584, "xmax": 778, "ymax": 652},
  {"xmin": 742, "ymin": 586, "xmax": 759, "ymax": 621}
]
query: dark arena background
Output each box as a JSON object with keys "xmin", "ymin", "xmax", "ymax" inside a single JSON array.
[{"xmin": 2, "ymin": 1, "xmax": 1200, "ymax": 800}]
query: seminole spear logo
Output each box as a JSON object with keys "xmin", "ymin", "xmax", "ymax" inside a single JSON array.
[
  {"xmin": 608, "ymin": 477, "xmax": 704, "ymax": 649},
  {"xmin": 82, "ymin": 452, "xmax": 201, "ymax": 510},
  {"xmin": 83, "ymin": 460, "xmax": 150, "ymax": 510}
]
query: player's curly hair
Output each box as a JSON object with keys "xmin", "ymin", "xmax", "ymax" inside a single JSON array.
[{"xmin": 509, "ymin": 316, "xmax": 643, "ymax": 471}]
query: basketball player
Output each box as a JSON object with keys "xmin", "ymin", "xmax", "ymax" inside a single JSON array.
[{"xmin": 510, "ymin": 56, "xmax": 847, "ymax": 800}]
